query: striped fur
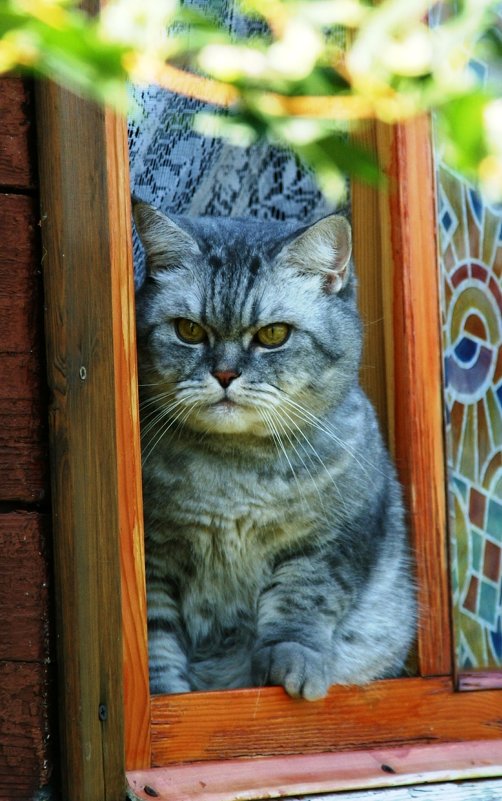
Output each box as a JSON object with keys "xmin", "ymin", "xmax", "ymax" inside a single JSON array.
[{"xmin": 134, "ymin": 203, "xmax": 416, "ymax": 700}]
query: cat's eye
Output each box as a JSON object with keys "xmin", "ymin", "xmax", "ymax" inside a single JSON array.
[
  {"xmin": 174, "ymin": 318, "xmax": 207, "ymax": 344},
  {"xmin": 254, "ymin": 323, "xmax": 291, "ymax": 349}
]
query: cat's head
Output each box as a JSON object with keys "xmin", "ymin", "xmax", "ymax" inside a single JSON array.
[{"xmin": 134, "ymin": 202, "xmax": 362, "ymax": 441}]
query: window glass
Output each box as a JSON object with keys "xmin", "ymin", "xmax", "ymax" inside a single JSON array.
[{"xmin": 432, "ymin": 6, "xmax": 502, "ymax": 670}]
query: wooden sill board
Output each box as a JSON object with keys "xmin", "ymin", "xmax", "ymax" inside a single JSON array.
[
  {"xmin": 129, "ymin": 781, "xmax": 502, "ymax": 801},
  {"xmin": 127, "ymin": 739, "xmax": 502, "ymax": 801},
  {"xmin": 147, "ymin": 678, "xmax": 502, "ymax": 765},
  {"xmin": 300, "ymin": 782, "xmax": 502, "ymax": 801}
]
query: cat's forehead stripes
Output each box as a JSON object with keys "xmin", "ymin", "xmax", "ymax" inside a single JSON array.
[{"xmin": 200, "ymin": 239, "xmax": 268, "ymax": 334}]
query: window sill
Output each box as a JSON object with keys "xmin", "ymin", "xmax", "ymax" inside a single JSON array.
[{"xmin": 127, "ymin": 739, "xmax": 502, "ymax": 801}]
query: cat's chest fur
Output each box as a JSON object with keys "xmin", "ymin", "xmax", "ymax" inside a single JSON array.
[
  {"xmin": 143, "ymin": 444, "xmax": 321, "ymax": 646},
  {"xmin": 145, "ymin": 437, "xmax": 322, "ymax": 546}
]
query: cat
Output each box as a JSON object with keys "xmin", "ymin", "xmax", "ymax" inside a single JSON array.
[{"xmin": 133, "ymin": 200, "xmax": 416, "ymax": 701}]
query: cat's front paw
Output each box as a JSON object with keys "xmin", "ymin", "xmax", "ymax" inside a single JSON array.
[{"xmin": 252, "ymin": 641, "xmax": 330, "ymax": 701}]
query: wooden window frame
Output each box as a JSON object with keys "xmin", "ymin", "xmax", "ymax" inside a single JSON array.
[{"xmin": 36, "ymin": 77, "xmax": 502, "ymax": 801}]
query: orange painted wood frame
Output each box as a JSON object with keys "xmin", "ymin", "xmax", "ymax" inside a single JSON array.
[
  {"xmin": 36, "ymin": 83, "xmax": 134, "ymax": 801},
  {"xmin": 122, "ymin": 117, "xmax": 461, "ymax": 777},
  {"xmin": 35, "ymin": 61, "xmax": 501, "ymax": 796}
]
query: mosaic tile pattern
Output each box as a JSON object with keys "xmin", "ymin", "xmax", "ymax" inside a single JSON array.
[{"xmin": 435, "ymin": 164, "xmax": 502, "ymax": 669}]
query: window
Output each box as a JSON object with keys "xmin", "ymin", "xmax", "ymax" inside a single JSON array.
[{"xmin": 36, "ymin": 79, "xmax": 502, "ymax": 801}]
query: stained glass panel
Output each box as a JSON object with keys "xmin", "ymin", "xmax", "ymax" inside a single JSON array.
[{"xmin": 434, "ymin": 160, "xmax": 502, "ymax": 670}]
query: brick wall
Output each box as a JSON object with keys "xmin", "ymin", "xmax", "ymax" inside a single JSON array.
[{"xmin": 0, "ymin": 77, "xmax": 54, "ymax": 801}]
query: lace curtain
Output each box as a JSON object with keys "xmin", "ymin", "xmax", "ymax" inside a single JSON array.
[{"xmin": 127, "ymin": 0, "xmax": 331, "ymax": 282}]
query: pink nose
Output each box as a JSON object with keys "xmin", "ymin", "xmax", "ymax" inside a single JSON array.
[{"xmin": 212, "ymin": 369, "xmax": 241, "ymax": 388}]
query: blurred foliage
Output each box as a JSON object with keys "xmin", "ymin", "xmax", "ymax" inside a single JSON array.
[{"xmin": 1, "ymin": 0, "xmax": 501, "ymax": 200}]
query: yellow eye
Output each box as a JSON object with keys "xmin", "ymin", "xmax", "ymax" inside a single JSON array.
[
  {"xmin": 175, "ymin": 318, "xmax": 206, "ymax": 344},
  {"xmin": 255, "ymin": 323, "xmax": 290, "ymax": 349}
]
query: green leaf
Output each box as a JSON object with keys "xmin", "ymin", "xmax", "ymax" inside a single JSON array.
[
  {"xmin": 298, "ymin": 133, "xmax": 382, "ymax": 184},
  {"xmin": 437, "ymin": 91, "xmax": 492, "ymax": 175}
]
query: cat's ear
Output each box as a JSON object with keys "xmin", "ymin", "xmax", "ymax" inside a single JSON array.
[
  {"xmin": 132, "ymin": 200, "xmax": 200, "ymax": 273},
  {"xmin": 279, "ymin": 215, "xmax": 352, "ymax": 294}
]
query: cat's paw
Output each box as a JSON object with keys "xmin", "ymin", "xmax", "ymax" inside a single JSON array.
[{"xmin": 252, "ymin": 641, "xmax": 330, "ymax": 701}]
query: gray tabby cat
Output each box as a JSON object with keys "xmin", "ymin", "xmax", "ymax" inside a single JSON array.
[{"xmin": 134, "ymin": 201, "xmax": 415, "ymax": 701}]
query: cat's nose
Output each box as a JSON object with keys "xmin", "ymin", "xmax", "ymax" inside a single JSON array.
[{"xmin": 212, "ymin": 369, "xmax": 241, "ymax": 388}]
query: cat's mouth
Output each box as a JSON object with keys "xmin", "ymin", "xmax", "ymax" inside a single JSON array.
[
  {"xmin": 208, "ymin": 398, "xmax": 244, "ymax": 416},
  {"xmin": 184, "ymin": 395, "xmax": 268, "ymax": 436}
]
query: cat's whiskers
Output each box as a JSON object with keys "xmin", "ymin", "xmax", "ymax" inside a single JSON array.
[
  {"xmin": 267, "ymin": 406, "xmax": 326, "ymax": 511},
  {"xmin": 257, "ymin": 407, "xmax": 292, "ymax": 469},
  {"xmin": 257, "ymin": 407, "xmax": 315, "ymax": 518},
  {"xmin": 142, "ymin": 406, "xmax": 205, "ymax": 484},
  {"xmin": 140, "ymin": 395, "xmax": 192, "ymax": 438},
  {"xmin": 141, "ymin": 391, "xmax": 201, "ymax": 464},
  {"xmin": 276, "ymin": 405, "xmax": 349, "ymax": 516},
  {"xmin": 141, "ymin": 381, "xmax": 214, "ymax": 433},
  {"xmin": 239, "ymin": 383, "xmax": 375, "ymax": 478},
  {"xmin": 140, "ymin": 388, "xmax": 176, "ymax": 407},
  {"xmin": 234, "ymin": 385, "xmax": 282, "ymax": 410},
  {"xmin": 168, "ymin": 403, "xmax": 205, "ymax": 449},
  {"xmin": 140, "ymin": 399, "xmax": 180, "ymax": 428},
  {"xmin": 142, "ymin": 410, "xmax": 189, "ymax": 464},
  {"xmin": 140, "ymin": 379, "xmax": 207, "ymax": 413},
  {"xmin": 176, "ymin": 379, "xmax": 209, "ymax": 392},
  {"xmin": 278, "ymin": 393, "xmax": 379, "ymax": 478},
  {"xmin": 232, "ymin": 387, "xmax": 354, "ymax": 509}
]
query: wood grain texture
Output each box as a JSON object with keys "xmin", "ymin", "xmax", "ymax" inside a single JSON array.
[
  {"xmin": 352, "ymin": 118, "xmax": 450, "ymax": 677},
  {"xmin": 0, "ymin": 193, "xmax": 47, "ymax": 502},
  {"xmin": 375, "ymin": 119, "xmax": 452, "ymax": 677},
  {"xmin": 105, "ymin": 112, "xmax": 151, "ymax": 771},
  {"xmin": 128, "ymin": 777, "xmax": 502, "ymax": 801},
  {"xmin": 351, "ymin": 122, "xmax": 389, "ymax": 442},
  {"xmin": 35, "ymin": 81, "xmax": 127, "ymax": 801},
  {"xmin": 127, "ymin": 739, "xmax": 502, "ymax": 801},
  {"xmin": 0, "ymin": 661, "xmax": 52, "ymax": 798},
  {"xmin": 295, "ymin": 782, "xmax": 502, "ymax": 801},
  {"xmin": 0, "ymin": 78, "xmax": 36, "ymax": 190},
  {"xmin": 150, "ymin": 678, "xmax": 502, "ymax": 765},
  {"xmin": 0, "ymin": 512, "xmax": 50, "ymax": 661}
]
